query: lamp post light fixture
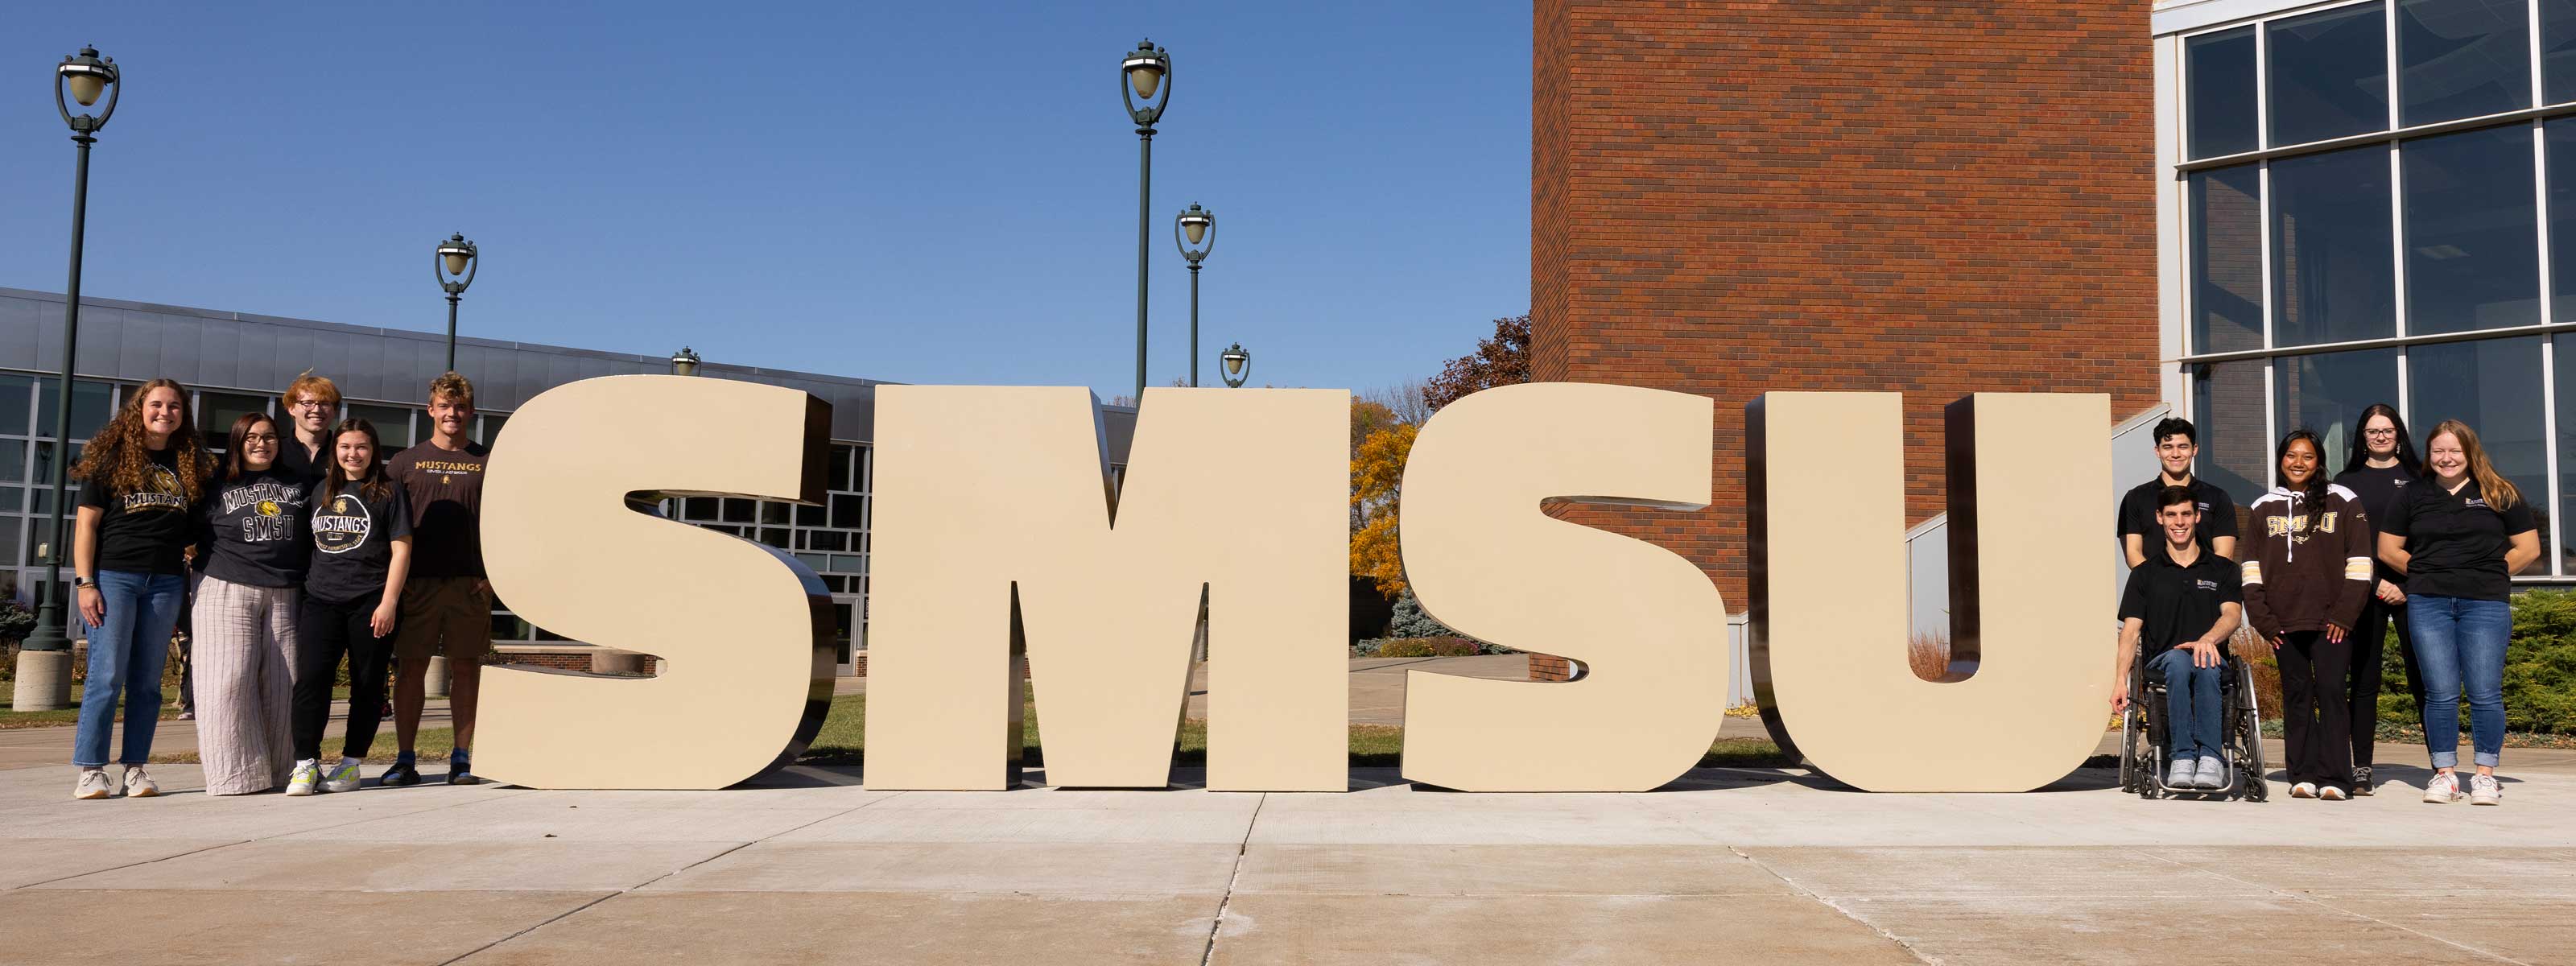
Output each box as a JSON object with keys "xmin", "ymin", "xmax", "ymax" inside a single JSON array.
[
  {"xmin": 1121, "ymin": 39, "xmax": 1170, "ymax": 405},
  {"xmin": 671, "ymin": 346, "xmax": 702, "ymax": 376},
  {"xmin": 1174, "ymin": 204, "xmax": 1216, "ymax": 387},
  {"xmin": 1219, "ymin": 342, "xmax": 1251, "ymax": 389},
  {"xmin": 435, "ymin": 233, "xmax": 479, "ymax": 373},
  {"xmin": 18, "ymin": 46, "xmax": 124, "ymax": 710}
]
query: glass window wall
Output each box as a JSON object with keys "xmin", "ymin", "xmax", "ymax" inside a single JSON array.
[
  {"xmin": 2397, "ymin": 0, "xmax": 2532, "ymax": 126},
  {"xmin": 2273, "ymin": 146, "xmax": 2398, "ymax": 345},
  {"xmin": 2268, "ymin": 2, "xmax": 2393, "ymax": 147},
  {"xmin": 2274, "ymin": 348, "xmax": 2402, "ymax": 477},
  {"xmin": 2190, "ymin": 27, "xmax": 2260, "ymax": 158},
  {"xmin": 2412, "ymin": 337, "xmax": 2553, "ymax": 569}
]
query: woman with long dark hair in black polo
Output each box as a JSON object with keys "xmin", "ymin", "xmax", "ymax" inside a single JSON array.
[{"xmin": 2333, "ymin": 402, "xmax": 2421, "ymax": 795}]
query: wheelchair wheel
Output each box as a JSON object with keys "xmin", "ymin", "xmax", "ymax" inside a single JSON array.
[
  {"xmin": 2118, "ymin": 707, "xmax": 2140, "ymax": 793},
  {"xmin": 2233, "ymin": 663, "xmax": 2268, "ymax": 803}
]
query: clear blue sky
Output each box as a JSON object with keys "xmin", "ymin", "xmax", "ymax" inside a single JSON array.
[{"xmin": 0, "ymin": 2, "xmax": 1530, "ymax": 401}]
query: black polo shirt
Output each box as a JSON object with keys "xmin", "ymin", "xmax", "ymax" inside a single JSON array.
[
  {"xmin": 274, "ymin": 434, "xmax": 332, "ymax": 484},
  {"xmin": 2120, "ymin": 544, "xmax": 2243, "ymax": 653},
  {"xmin": 2118, "ymin": 477, "xmax": 2239, "ymax": 558},
  {"xmin": 2381, "ymin": 477, "xmax": 2537, "ymax": 602}
]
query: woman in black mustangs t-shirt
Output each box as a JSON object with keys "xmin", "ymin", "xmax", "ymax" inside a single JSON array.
[
  {"xmin": 286, "ymin": 418, "xmax": 412, "ymax": 796},
  {"xmin": 2376, "ymin": 419, "xmax": 2540, "ymax": 807},
  {"xmin": 67, "ymin": 379, "xmax": 214, "ymax": 801},
  {"xmin": 2330, "ymin": 402, "xmax": 2421, "ymax": 796},
  {"xmin": 189, "ymin": 413, "xmax": 314, "ymax": 795}
]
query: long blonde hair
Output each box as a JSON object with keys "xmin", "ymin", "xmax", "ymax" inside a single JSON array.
[
  {"xmin": 69, "ymin": 378, "xmax": 209, "ymax": 505},
  {"xmin": 2424, "ymin": 419, "xmax": 2520, "ymax": 510}
]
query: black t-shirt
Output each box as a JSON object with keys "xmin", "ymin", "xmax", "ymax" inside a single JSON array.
[
  {"xmin": 2118, "ymin": 477, "xmax": 2239, "ymax": 558},
  {"xmin": 2333, "ymin": 462, "xmax": 2417, "ymax": 584},
  {"xmin": 273, "ymin": 434, "xmax": 332, "ymax": 484},
  {"xmin": 2119, "ymin": 544, "xmax": 2244, "ymax": 653},
  {"xmin": 2381, "ymin": 477, "xmax": 2537, "ymax": 601},
  {"xmin": 387, "ymin": 440, "xmax": 488, "ymax": 579},
  {"xmin": 196, "ymin": 469, "xmax": 314, "ymax": 588},
  {"xmin": 77, "ymin": 446, "xmax": 199, "ymax": 576},
  {"xmin": 305, "ymin": 482, "xmax": 412, "ymax": 605}
]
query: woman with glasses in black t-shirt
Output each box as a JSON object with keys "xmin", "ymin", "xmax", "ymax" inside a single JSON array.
[{"xmin": 189, "ymin": 413, "xmax": 314, "ymax": 795}]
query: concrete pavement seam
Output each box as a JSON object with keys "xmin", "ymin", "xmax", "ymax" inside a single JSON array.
[
  {"xmin": 8, "ymin": 782, "xmax": 542, "ymax": 891},
  {"xmin": 1726, "ymin": 845, "xmax": 1941, "ymax": 965},
  {"xmin": 1196, "ymin": 791, "xmax": 1267, "ymax": 966},
  {"xmin": 432, "ymin": 791, "xmax": 908, "ymax": 965},
  {"xmin": 2132, "ymin": 849, "xmax": 2534, "ymax": 965}
]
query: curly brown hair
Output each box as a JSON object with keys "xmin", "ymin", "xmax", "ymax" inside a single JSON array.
[{"xmin": 70, "ymin": 378, "xmax": 210, "ymax": 505}]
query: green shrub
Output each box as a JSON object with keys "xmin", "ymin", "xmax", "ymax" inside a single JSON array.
[
  {"xmin": 1385, "ymin": 588, "xmax": 1455, "ymax": 639},
  {"xmin": 1373, "ymin": 637, "xmax": 1483, "ymax": 658}
]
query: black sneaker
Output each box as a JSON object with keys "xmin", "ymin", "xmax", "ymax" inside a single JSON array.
[
  {"xmin": 381, "ymin": 761, "xmax": 423, "ymax": 786},
  {"xmin": 446, "ymin": 753, "xmax": 481, "ymax": 786},
  {"xmin": 2354, "ymin": 766, "xmax": 2374, "ymax": 797}
]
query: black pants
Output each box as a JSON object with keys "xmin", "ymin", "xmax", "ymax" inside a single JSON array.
[
  {"xmin": 2277, "ymin": 630, "xmax": 2355, "ymax": 788},
  {"xmin": 292, "ymin": 595, "xmax": 391, "ymax": 762},
  {"xmin": 2346, "ymin": 597, "xmax": 2421, "ymax": 773}
]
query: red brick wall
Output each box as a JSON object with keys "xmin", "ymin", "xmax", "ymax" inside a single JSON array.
[{"xmin": 1530, "ymin": 0, "xmax": 2160, "ymax": 607}]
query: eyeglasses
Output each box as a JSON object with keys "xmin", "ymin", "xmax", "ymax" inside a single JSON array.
[
  {"xmin": 242, "ymin": 433, "xmax": 279, "ymax": 444},
  {"xmin": 287, "ymin": 400, "xmax": 332, "ymax": 411},
  {"xmin": 2364, "ymin": 428, "xmax": 2399, "ymax": 437}
]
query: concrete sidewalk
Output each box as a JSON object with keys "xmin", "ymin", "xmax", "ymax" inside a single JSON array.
[
  {"xmin": 2, "ymin": 754, "xmax": 2572, "ymax": 964},
  {"xmin": 0, "ymin": 698, "xmax": 454, "ymax": 771}
]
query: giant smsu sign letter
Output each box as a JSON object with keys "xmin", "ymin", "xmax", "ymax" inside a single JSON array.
[{"xmin": 477, "ymin": 378, "xmax": 2111, "ymax": 793}]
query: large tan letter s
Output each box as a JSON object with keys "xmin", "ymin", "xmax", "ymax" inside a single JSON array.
[
  {"xmin": 1397, "ymin": 383, "xmax": 1728, "ymax": 791},
  {"xmin": 475, "ymin": 375, "xmax": 836, "ymax": 790},
  {"xmin": 1748, "ymin": 392, "xmax": 2111, "ymax": 792}
]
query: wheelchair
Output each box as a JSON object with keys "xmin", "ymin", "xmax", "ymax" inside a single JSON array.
[{"xmin": 2117, "ymin": 632, "xmax": 2268, "ymax": 802}]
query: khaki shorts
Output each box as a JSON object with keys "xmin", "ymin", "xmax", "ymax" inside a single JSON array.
[{"xmin": 393, "ymin": 576, "xmax": 493, "ymax": 664}]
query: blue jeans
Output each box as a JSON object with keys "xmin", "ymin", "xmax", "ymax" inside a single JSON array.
[
  {"xmin": 2406, "ymin": 593, "xmax": 2510, "ymax": 770},
  {"xmin": 72, "ymin": 570, "xmax": 188, "ymax": 768},
  {"xmin": 2151, "ymin": 647, "xmax": 2224, "ymax": 762}
]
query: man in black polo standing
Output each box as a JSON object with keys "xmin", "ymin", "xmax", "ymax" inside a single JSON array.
[{"xmin": 2118, "ymin": 417, "xmax": 2239, "ymax": 566}]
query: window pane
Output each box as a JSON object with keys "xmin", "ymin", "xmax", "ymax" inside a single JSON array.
[
  {"xmin": 2193, "ymin": 362, "xmax": 2272, "ymax": 506},
  {"xmin": 0, "ymin": 374, "xmax": 31, "ymax": 436},
  {"xmin": 2273, "ymin": 146, "xmax": 2397, "ymax": 345},
  {"xmin": 2548, "ymin": 0, "xmax": 2576, "ymax": 102},
  {"xmin": 2399, "ymin": 0, "xmax": 2533, "ymax": 126},
  {"xmin": 2191, "ymin": 165, "xmax": 2267, "ymax": 353},
  {"xmin": 805, "ymin": 529, "xmax": 848, "ymax": 552},
  {"xmin": 0, "ymin": 440, "xmax": 23, "ymax": 483},
  {"xmin": 2270, "ymin": 2, "xmax": 2393, "ymax": 146},
  {"xmin": 759, "ymin": 502, "xmax": 790, "ymax": 525},
  {"xmin": 36, "ymin": 380, "xmax": 114, "ymax": 440},
  {"xmin": 828, "ymin": 445, "xmax": 855, "ymax": 492},
  {"xmin": 2405, "ymin": 126, "xmax": 2540, "ymax": 335},
  {"xmin": 720, "ymin": 498, "xmax": 753, "ymax": 523},
  {"xmin": 2548, "ymin": 118, "xmax": 2576, "ymax": 320},
  {"xmin": 2412, "ymin": 336, "xmax": 2551, "ymax": 571},
  {"xmin": 479, "ymin": 413, "xmax": 508, "ymax": 445},
  {"xmin": 2555, "ymin": 334, "xmax": 2576, "ymax": 570},
  {"xmin": 346, "ymin": 405, "xmax": 414, "ymax": 449},
  {"xmin": 795, "ymin": 503, "xmax": 825, "ymax": 526},
  {"xmin": 832, "ymin": 493, "xmax": 864, "ymax": 530},
  {"xmin": 2273, "ymin": 348, "xmax": 2401, "ymax": 478},
  {"xmin": 197, "ymin": 392, "xmax": 271, "ymax": 453},
  {"xmin": 2190, "ymin": 27, "xmax": 2261, "ymax": 159}
]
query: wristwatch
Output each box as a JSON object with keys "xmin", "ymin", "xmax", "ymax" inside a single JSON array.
[{"xmin": 72, "ymin": 576, "xmax": 91, "ymax": 588}]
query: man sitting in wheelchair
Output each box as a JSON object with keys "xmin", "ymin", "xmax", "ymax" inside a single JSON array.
[{"xmin": 2114, "ymin": 485, "xmax": 2245, "ymax": 791}]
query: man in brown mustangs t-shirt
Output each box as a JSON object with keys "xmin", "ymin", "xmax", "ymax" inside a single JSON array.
[{"xmin": 382, "ymin": 371, "xmax": 492, "ymax": 787}]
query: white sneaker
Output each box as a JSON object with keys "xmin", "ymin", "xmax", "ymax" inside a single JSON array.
[
  {"xmin": 286, "ymin": 761, "xmax": 319, "ymax": 797},
  {"xmin": 2166, "ymin": 760, "xmax": 2196, "ymax": 788},
  {"xmin": 2319, "ymin": 786, "xmax": 2348, "ymax": 801},
  {"xmin": 2470, "ymin": 774, "xmax": 2502, "ymax": 806},
  {"xmin": 121, "ymin": 765, "xmax": 159, "ymax": 799},
  {"xmin": 2424, "ymin": 771, "xmax": 2464, "ymax": 803},
  {"xmin": 73, "ymin": 769, "xmax": 114, "ymax": 800},
  {"xmin": 2291, "ymin": 782, "xmax": 2318, "ymax": 799},
  {"xmin": 321, "ymin": 760, "xmax": 363, "ymax": 794}
]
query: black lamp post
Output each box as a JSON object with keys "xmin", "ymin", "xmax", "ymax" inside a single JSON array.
[
  {"xmin": 1174, "ymin": 204, "xmax": 1215, "ymax": 387},
  {"xmin": 18, "ymin": 46, "xmax": 122, "ymax": 708},
  {"xmin": 1122, "ymin": 39, "xmax": 1170, "ymax": 404},
  {"xmin": 671, "ymin": 346, "xmax": 702, "ymax": 376},
  {"xmin": 1219, "ymin": 342, "xmax": 1250, "ymax": 388},
  {"xmin": 435, "ymin": 234, "xmax": 478, "ymax": 372}
]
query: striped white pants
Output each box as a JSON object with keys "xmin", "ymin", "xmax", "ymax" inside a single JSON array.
[{"xmin": 192, "ymin": 576, "xmax": 299, "ymax": 795}]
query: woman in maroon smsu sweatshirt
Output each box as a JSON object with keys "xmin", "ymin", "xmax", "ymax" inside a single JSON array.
[{"xmin": 2242, "ymin": 429, "xmax": 2376, "ymax": 801}]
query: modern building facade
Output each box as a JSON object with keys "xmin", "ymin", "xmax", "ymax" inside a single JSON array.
[
  {"xmin": 0, "ymin": 287, "xmax": 1138, "ymax": 675},
  {"xmin": 2155, "ymin": 0, "xmax": 2576, "ymax": 584}
]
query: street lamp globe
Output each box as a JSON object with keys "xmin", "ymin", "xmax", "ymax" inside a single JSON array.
[
  {"xmin": 1220, "ymin": 343, "xmax": 1251, "ymax": 388},
  {"xmin": 1121, "ymin": 40, "xmax": 1170, "ymax": 126},
  {"xmin": 671, "ymin": 346, "xmax": 702, "ymax": 377},
  {"xmin": 1176, "ymin": 203, "xmax": 1215, "ymax": 256},
  {"xmin": 54, "ymin": 46, "xmax": 120, "ymax": 134},
  {"xmin": 437, "ymin": 234, "xmax": 478, "ymax": 283}
]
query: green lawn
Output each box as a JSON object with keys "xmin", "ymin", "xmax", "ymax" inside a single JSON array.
[
  {"xmin": 155, "ymin": 693, "xmax": 1794, "ymax": 769},
  {"xmin": 0, "ymin": 686, "xmax": 180, "ymax": 730}
]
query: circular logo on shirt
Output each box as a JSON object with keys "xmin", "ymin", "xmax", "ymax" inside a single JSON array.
[{"xmin": 312, "ymin": 494, "xmax": 373, "ymax": 555}]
